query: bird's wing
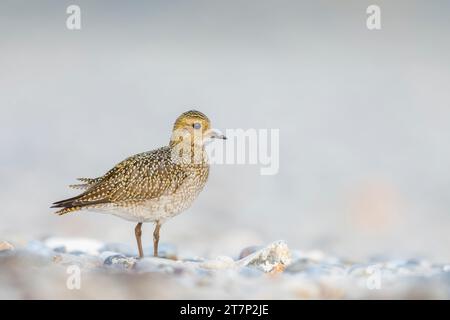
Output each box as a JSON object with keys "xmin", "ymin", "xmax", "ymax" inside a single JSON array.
[{"xmin": 52, "ymin": 149, "xmax": 188, "ymax": 214}]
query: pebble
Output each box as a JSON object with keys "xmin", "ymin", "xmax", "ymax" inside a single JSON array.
[
  {"xmin": 237, "ymin": 240, "xmax": 292, "ymax": 273},
  {"xmin": 1, "ymin": 237, "xmax": 449, "ymax": 299},
  {"xmin": 100, "ymin": 251, "xmax": 136, "ymax": 269},
  {"xmin": 0, "ymin": 241, "xmax": 14, "ymax": 252}
]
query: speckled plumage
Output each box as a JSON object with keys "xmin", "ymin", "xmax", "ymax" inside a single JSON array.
[
  {"xmin": 54, "ymin": 147, "xmax": 209, "ymax": 222},
  {"xmin": 52, "ymin": 110, "xmax": 225, "ymax": 257}
]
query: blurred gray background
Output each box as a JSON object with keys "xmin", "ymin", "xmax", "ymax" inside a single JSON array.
[{"xmin": 1, "ymin": 0, "xmax": 449, "ymax": 261}]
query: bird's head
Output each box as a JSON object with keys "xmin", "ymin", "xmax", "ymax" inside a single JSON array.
[{"xmin": 170, "ymin": 110, "xmax": 226, "ymax": 147}]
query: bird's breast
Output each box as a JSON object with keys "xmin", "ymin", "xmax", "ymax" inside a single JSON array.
[{"xmin": 140, "ymin": 164, "xmax": 210, "ymax": 220}]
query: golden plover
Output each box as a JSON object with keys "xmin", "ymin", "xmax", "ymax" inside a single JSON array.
[{"xmin": 52, "ymin": 110, "xmax": 226, "ymax": 258}]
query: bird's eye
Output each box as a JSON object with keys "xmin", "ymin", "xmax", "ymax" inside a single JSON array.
[{"xmin": 193, "ymin": 123, "xmax": 201, "ymax": 129}]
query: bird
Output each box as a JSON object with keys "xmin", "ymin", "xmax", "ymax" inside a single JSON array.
[{"xmin": 51, "ymin": 110, "xmax": 226, "ymax": 258}]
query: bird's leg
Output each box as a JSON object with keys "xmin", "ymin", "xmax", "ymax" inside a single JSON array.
[
  {"xmin": 153, "ymin": 221, "xmax": 161, "ymax": 257},
  {"xmin": 135, "ymin": 222, "xmax": 144, "ymax": 258}
]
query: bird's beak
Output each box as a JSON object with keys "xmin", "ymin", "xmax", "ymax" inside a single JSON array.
[{"xmin": 207, "ymin": 129, "xmax": 227, "ymax": 140}]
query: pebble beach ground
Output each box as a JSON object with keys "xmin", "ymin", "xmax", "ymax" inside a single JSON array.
[{"xmin": 0, "ymin": 238, "xmax": 449, "ymax": 299}]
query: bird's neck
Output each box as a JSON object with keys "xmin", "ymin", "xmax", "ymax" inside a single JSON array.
[{"xmin": 169, "ymin": 139, "xmax": 209, "ymax": 166}]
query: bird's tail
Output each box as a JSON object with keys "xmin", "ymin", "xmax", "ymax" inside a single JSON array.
[
  {"xmin": 51, "ymin": 195, "xmax": 83, "ymax": 215},
  {"xmin": 52, "ymin": 206, "xmax": 82, "ymax": 215},
  {"xmin": 52, "ymin": 177, "xmax": 104, "ymax": 215},
  {"xmin": 51, "ymin": 194, "xmax": 108, "ymax": 215}
]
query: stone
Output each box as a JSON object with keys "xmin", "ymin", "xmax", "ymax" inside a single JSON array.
[
  {"xmin": 100, "ymin": 251, "xmax": 136, "ymax": 269},
  {"xmin": 0, "ymin": 241, "xmax": 14, "ymax": 252},
  {"xmin": 237, "ymin": 240, "xmax": 292, "ymax": 273}
]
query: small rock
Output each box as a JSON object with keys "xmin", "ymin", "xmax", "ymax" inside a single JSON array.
[
  {"xmin": 237, "ymin": 240, "xmax": 292, "ymax": 273},
  {"xmin": 0, "ymin": 241, "xmax": 14, "ymax": 252},
  {"xmin": 100, "ymin": 251, "xmax": 136, "ymax": 269},
  {"xmin": 52, "ymin": 246, "xmax": 66, "ymax": 253}
]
